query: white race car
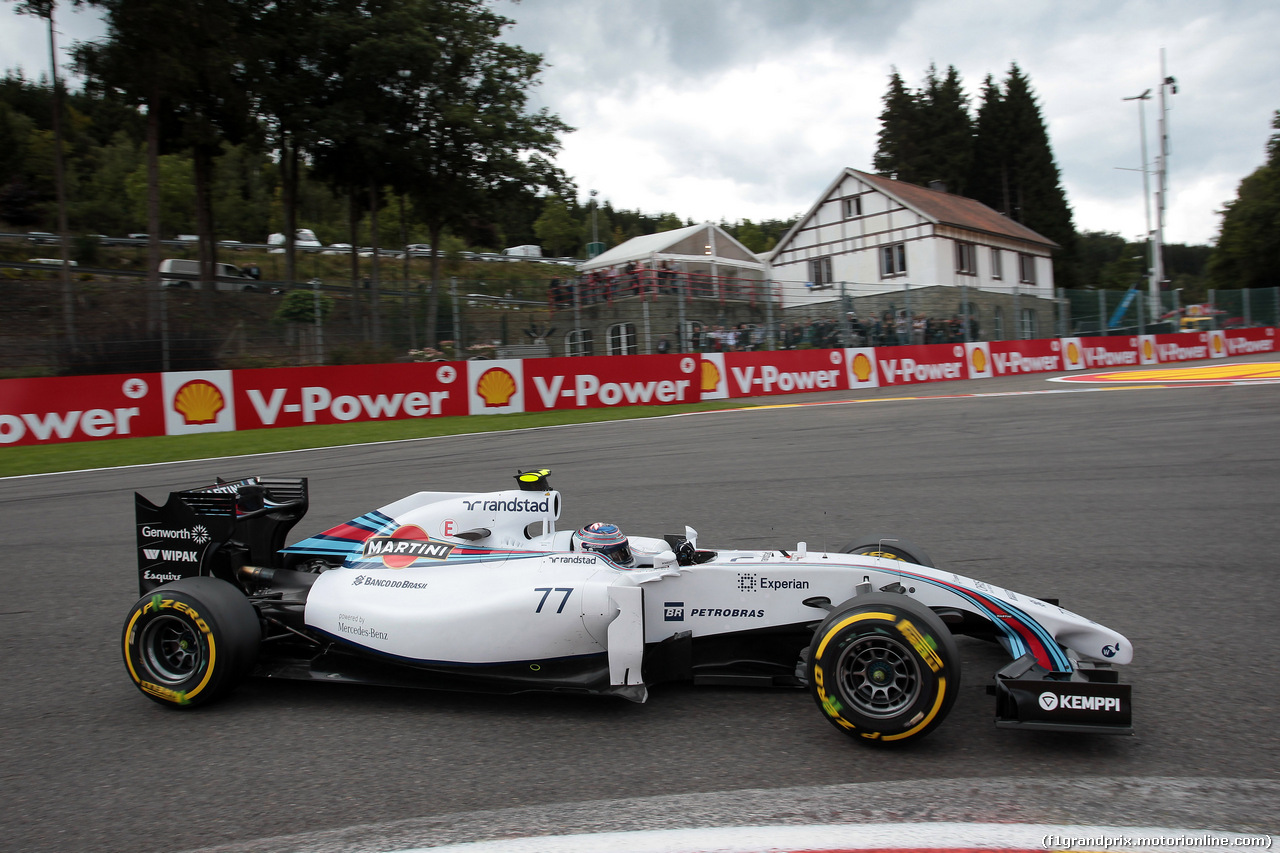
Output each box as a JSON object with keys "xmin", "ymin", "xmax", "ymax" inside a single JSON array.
[{"xmin": 126, "ymin": 470, "xmax": 1132, "ymax": 744}]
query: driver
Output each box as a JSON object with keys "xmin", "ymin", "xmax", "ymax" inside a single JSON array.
[{"xmin": 571, "ymin": 522, "xmax": 634, "ymax": 568}]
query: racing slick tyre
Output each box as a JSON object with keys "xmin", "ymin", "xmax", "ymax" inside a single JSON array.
[
  {"xmin": 841, "ymin": 535, "xmax": 936, "ymax": 568},
  {"xmin": 806, "ymin": 592, "xmax": 960, "ymax": 744},
  {"xmin": 122, "ymin": 576, "xmax": 261, "ymax": 709}
]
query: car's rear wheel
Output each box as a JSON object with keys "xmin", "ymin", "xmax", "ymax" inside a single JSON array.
[
  {"xmin": 841, "ymin": 535, "xmax": 936, "ymax": 567},
  {"xmin": 807, "ymin": 592, "xmax": 960, "ymax": 744},
  {"xmin": 122, "ymin": 577, "xmax": 261, "ymax": 709}
]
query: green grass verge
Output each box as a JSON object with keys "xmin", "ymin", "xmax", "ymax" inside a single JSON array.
[{"xmin": 0, "ymin": 401, "xmax": 755, "ymax": 478}]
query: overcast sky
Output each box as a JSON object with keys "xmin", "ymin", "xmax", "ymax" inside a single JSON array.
[{"xmin": 4, "ymin": 0, "xmax": 1277, "ymax": 246}]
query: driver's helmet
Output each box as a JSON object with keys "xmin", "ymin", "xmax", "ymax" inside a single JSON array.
[{"xmin": 572, "ymin": 522, "xmax": 633, "ymax": 567}]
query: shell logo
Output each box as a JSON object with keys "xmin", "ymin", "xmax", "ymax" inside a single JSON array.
[
  {"xmin": 1066, "ymin": 341, "xmax": 1082, "ymax": 365},
  {"xmin": 476, "ymin": 367, "xmax": 518, "ymax": 407},
  {"xmin": 700, "ymin": 360, "xmax": 721, "ymax": 392},
  {"xmin": 1142, "ymin": 339, "xmax": 1155, "ymax": 360},
  {"xmin": 1212, "ymin": 335, "xmax": 1225, "ymax": 355},
  {"xmin": 173, "ymin": 379, "xmax": 225, "ymax": 425},
  {"xmin": 970, "ymin": 347, "xmax": 988, "ymax": 374},
  {"xmin": 851, "ymin": 352, "xmax": 873, "ymax": 382}
]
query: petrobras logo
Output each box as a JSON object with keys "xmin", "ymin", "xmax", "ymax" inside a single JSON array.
[
  {"xmin": 688, "ymin": 608, "xmax": 765, "ymax": 618},
  {"xmin": 664, "ymin": 601, "xmax": 684, "ymax": 622},
  {"xmin": 1038, "ymin": 691, "xmax": 1123, "ymax": 713}
]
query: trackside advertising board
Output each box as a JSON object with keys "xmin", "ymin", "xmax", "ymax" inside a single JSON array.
[
  {"xmin": 717, "ymin": 349, "xmax": 848, "ymax": 398},
  {"xmin": 233, "ymin": 363, "xmax": 468, "ymax": 429},
  {"xmin": 1, "ymin": 328, "xmax": 1275, "ymax": 446},
  {"xmin": 0, "ymin": 373, "xmax": 164, "ymax": 446},
  {"xmin": 509, "ymin": 354, "xmax": 700, "ymax": 412}
]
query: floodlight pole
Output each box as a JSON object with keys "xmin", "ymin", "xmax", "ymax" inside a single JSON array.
[
  {"xmin": 1123, "ymin": 88, "xmax": 1154, "ymax": 322},
  {"xmin": 1153, "ymin": 49, "xmax": 1177, "ymax": 323}
]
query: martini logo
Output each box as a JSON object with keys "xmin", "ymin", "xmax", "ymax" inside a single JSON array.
[
  {"xmin": 476, "ymin": 367, "xmax": 518, "ymax": 407},
  {"xmin": 701, "ymin": 359, "xmax": 721, "ymax": 392},
  {"xmin": 362, "ymin": 525, "xmax": 455, "ymax": 567},
  {"xmin": 173, "ymin": 379, "xmax": 225, "ymax": 425}
]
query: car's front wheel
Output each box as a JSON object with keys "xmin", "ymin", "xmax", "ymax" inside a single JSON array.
[
  {"xmin": 807, "ymin": 592, "xmax": 960, "ymax": 744},
  {"xmin": 122, "ymin": 577, "xmax": 261, "ymax": 708}
]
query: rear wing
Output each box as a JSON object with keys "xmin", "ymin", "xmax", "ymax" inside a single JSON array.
[{"xmin": 134, "ymin": 477, "xmax": 309, "ymax": 595}]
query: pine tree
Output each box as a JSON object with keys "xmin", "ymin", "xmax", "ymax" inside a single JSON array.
[
  {"xmin": 917, "ymin": 65, "xmax": 973, "ymax": 194},
  {"xmin": 970, "ymin": 64, "xmax": 1077, "ymax": 287},
  {"xmin": 872, "ymin": 69, "xmax": 924, "ymax": 183}
]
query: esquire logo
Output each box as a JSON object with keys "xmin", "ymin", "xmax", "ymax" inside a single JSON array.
[{"xmin": 737, "ymin": 573, "xmax": 810, "ymax": 593}]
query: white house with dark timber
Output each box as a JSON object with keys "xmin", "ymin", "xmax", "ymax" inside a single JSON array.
[{"xmin": 767, "ymin": 169, "xmax": 1059, "ymax": 309}]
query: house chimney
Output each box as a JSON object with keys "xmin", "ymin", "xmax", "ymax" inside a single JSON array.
[{"xmin": 928, "ymin": 180, "xmax": 948, "ymax": 193}]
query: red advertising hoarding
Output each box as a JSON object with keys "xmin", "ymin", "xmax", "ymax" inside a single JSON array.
[
  {"xmin": 0, "ymin": 373, "xmax": 165, "ymax": 446},
  {"xmin": 516, "ymin": 355, "xmax": 699, "ymax": 412},
  {"xmin": 232, "ymin": 363, "xmax": 469, "ymax": 429},
  {"xmin": 715, "ymin": 349, "xmax": 848, "ymax": 398},
  {"xmin": 871, "ymin": 343, "xmax": 970, "ymax": 387},
  {"xmin": 983, "ymin": 339, "xmax": 1066, "ymax": 376}
]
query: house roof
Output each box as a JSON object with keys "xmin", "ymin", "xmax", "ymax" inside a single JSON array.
[
  {"xmin": 852, "ymin": 170, "xmax": 1060, "ymax": 248},
  {"xmin": 577, "ymin": 222, "xmax": 764, "ymax": 272}
]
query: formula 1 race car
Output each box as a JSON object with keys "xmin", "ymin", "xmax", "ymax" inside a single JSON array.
[{"xmin": 125, "ymin": 470, "xmax": 1133, "ymax": 744}]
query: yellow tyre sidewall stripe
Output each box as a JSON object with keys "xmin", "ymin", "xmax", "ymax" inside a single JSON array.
[
  {"xmin": 814, "ymin": 610, "xmax": 949, "ymax": 740},
  {"xmin": 123, "ymin": 599, "xmax": 218, "ymax": 702}
]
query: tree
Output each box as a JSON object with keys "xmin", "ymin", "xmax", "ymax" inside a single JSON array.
[
  {"xmin": 391, "ymin": 0, "xmax": 569, "ymax": 347},
  {"xmin": 969, "ymin": 64, "xmax": 1077, "ymax": 287},
  {"xmin": 872, "ymin": 69, "xmax": 924, "ymax": 183},
  {"xmin": 873, "ymin": 65, "xmax": 972, "ymax": 192},
  {"xmin": 916, "ymin": 64, "xmax": 973, "ymax": 194},
  {"xmin": 533, "ymin": 194, "xmax": 579, "ymax": 257},
  {"xmin": 1208, "ymin": 110, "xmax": 1280, "ymax": 290}
]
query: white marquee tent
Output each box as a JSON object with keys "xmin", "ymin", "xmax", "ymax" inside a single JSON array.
[{"xmin": 576, "ymin": 223, "xmax": 765, "ymax": 281}]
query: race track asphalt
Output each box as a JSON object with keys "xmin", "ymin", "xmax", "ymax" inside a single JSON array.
[{"xmin": 1, "ymin": 357, "xmax": 1277, "ymax": 852}]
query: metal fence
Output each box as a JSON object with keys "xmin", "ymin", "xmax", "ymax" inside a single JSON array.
[
  {"xmin": 1060, "ymin": 286, "xmax": 1280, "ymax": 336},
  {"xmin": 3, "ymin": 270, "xmax": 1276, "ymax": 378}
]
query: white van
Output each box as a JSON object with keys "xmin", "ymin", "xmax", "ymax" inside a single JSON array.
[
  {"xmin": 503, "ymin": 244, "xmax": 543, "ymax": 259},
  {"xmin": 159, "ymin": 259, "xmax": 260, "ymax": 291}
]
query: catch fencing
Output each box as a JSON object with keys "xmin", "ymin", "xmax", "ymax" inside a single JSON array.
[{"xmin": 2, "ymin": 267, "xmax": 1275, "ymax": 379}]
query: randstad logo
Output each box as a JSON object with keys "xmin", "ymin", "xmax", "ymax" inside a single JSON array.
[
  {"xmin": 173, "ymin": 379, "xmax": 225, "ymax": 425},
  {"xmin": 700, "ymin": 360, "xmax": 721, "ymax": 392},
  {"xmin": 476, "ymin": 367, "xmax": 517, "ymax": 407}
]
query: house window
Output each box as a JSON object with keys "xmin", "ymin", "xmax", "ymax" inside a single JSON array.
[
  {"xmin": 993, "ymin": 307, "xmax": 1005, "ymax": 341},
  {"xmin": 1020, "ymin": 309, "xmax": 1037, "ymax": 339},
  {"xmin": 956, "ymin": 242, "xmax": 977, "ymax": 275},
  {"xmin": 879, "ymin": 242, "xmax": 907, "ymax": 277},
  {"xmin": 606, "ymin": 323, "xmax": 637, "ymax": 355},
  {"xmin": 808, "ymin": 256, "xmax": 834, "ymax": 289},
  {"xmin": 566, "ymin": 329, "xmax": 593, "ymax": 357},
  {"xmin": 843, "ymin": 195, "xmax": 863, "ymax": 218},
  {"xmin": 1018, "ymin": 253, "xmax": 1037, "ymax": 284},
  {"xmin": 990, "ymin": 248, "xmax": 1003, "ymax": 280}
]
